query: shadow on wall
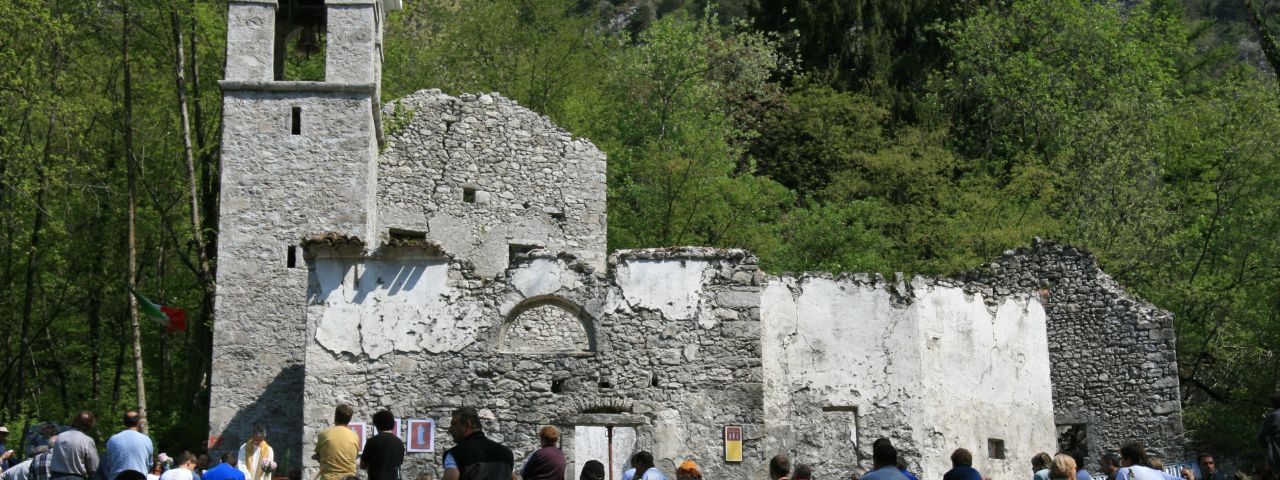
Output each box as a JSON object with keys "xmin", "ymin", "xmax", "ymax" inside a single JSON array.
[
  {"xmin": 214, "ymin": 364, "xmax": 305, "ymax": 470},
  {"xmin": 308, "ymin": 259, "xmax": 432, "ymax": 305}
]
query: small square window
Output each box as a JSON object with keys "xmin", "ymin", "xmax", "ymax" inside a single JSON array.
[
  {"xmin": 988, "ymin": 438, "xmax": 1006, "ymax": 459},
  {"xmin": 463, "ymin": 187, "xmax": 476, "ymax": 203}
]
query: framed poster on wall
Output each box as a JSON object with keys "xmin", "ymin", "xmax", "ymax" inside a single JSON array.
[
  {"xmin": 724, "ymin": 425, "xmax": 743, "ymax": 462},
  {"xmin": 348, "ymin": 422, "xmax": 368, "ymax": 453},
  {"xmin": 406, "ymin": 419, "xmax": 435, "ymax": 453}
]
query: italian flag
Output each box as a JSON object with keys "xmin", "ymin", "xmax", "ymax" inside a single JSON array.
[{"xmin": 129, "ymin": 288, "xmax": 188, "ymax": 332}]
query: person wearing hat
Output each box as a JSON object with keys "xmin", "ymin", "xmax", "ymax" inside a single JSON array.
[
  {"xmin": 675, "ymin": 461, "xmax": 701, "ymax": 480},
  {"xmin": 1, "ymin": 426, "xmax": 17, "ymax": 470}
]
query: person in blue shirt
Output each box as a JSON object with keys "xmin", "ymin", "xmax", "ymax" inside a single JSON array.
[
  {"xmin": 861, "ymin": 440, "xmax": 909, "ymax": 480},
  {"xmin": 103, "ymin": 412, "xmax": 154, "ymax": 480},
  {"xmin": 943, "ymin": 448, "xmax": 983, "ymax": 480},
  {"xmin": 1071, "ymin": 452, "xmax": 1092, "ymax": 480},
  {"xmin": 1032, "ymin": 452, "xmax": 1053, "ymax": 480},
  {"xmin": 0, "ymin": 426, "xmax": 17, "ymax": 470},
  {"xmin": 621, "ymin": 452, "xmax": 666, "ymax": 480},
  {"xmin": 1115, "ymin": 442, "xmax": 1181, "ymax": 480},
  {"xmin": 201, "ymin": 454, "xmax": 245, "ymax": 480}
]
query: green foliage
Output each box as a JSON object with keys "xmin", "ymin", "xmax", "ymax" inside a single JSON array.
[
  {"xmin": 590, "ymin": 13, "xmax": 795, "ymax": 250},
  {"xmin": 3, "ymin": 0, "xmax": 1280, "ymax": 465},
  {"xmin": 0, "ymin": 0, "xmax": 223, "ymax": 456}
]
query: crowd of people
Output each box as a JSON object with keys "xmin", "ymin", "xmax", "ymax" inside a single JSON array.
[{"xmin": 3, "ymin": 397, "xmax": 1280, "ymax": 480}]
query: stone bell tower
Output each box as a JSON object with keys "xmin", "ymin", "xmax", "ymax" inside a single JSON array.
[{"xmin": 210, "ymin": 0, "xmax": 400, "ymax": 463}]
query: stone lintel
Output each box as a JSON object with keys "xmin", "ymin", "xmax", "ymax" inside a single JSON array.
[
  {"xmin": 227, "ymin": 0, "xmax": 277, "ymax": 5},
  {"xmin": 558, "ymin": 413, "xmax": 648, "ymax": 427},
  {"xmin": 219, "ymin": 80, "xmax": 377, "ymax": 94}
]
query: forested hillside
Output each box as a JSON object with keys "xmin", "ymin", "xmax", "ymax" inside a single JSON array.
[{"xmin": 1, "ymin": 0, "xmax": 1278, "ymax": 465}]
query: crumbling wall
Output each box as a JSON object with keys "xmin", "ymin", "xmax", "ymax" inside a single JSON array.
[
  {"xmin": 301, "ymin": 248, "xmax": 766, "ymax": 480},
  {"xmin": 960, "ymin": 239, "xmax": 1185, "ymax": 466},
  {"xmin": 378, "ymin": 90, "xmax": 608, "ymax": 279},
  {"xmin": 761, "ymin": 274, "xmax": 1057, "ymax": 480}
]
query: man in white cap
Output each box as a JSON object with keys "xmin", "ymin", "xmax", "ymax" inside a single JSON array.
[{"xmin": 0, "ymin": 426, "xmax": 16, "ymax": 470}]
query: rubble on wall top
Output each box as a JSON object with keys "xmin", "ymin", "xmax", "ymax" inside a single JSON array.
[
  {"xmin": 380, "ymin": 237, "xmax": 446, "ymax": 254},
  {"xmin": 609, "ymin": 246, "xmax": 756, "ymax": 263}
]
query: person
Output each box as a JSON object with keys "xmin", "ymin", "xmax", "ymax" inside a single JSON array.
[
  {"xmin": 1100, "ymin": 455, "xmax": 1121, "ymax": 480},
  {"xmin": 237, "ymin": 426, "xmax": 274, "ymax": 480},
  {"xmin": 769, "ymin": 455, "xmax": 790, "ymax": 480},
  {"xmin": 620, "ymin": 452, "xmax": 664, "ymax": 480},
  {"xmin": 793, "ymin": 464, "xmax": 813, "ymax": 480},
  {"xmin": 315, "ymin": 405, "xmax": 359, "ymax": 480},
  {"xmin": 3, "ymin": 446, "xmax": 49, "ymax": 480},
  {"xmin": 898, "ymin": 457, "xmax": 920, "ymax": 480},
  {"xmin": 361, "ymin": 410, "xmax": 405, "ymax": 480},
  {"xmin": 1071, "ymin": 453, "xmax": 1091, "ymax": 480},
  {"xmin": 1033, "ymin": 453, "xmax": 1053, "ymax": 480},
  {"xmin": 201, "ymin": 454, "xmax": 245, "ymax": 480},
  {"xmin": 944, "ymin": 448, "xmax": 982, "ymax": 480},
  {"xmin": 1182, "ymin": 454, "xmax": 1223, "ymax": 480},
  {"xmin": 674, "ymin": 461, "xmax": 700, "ymax": 480},
  {"xmin": 29, "ymin": 439, "xmax": 55, "ymax": 480},
  {"xmin": 104, "ymin": 411, "xmax": 154, "ymax": 480},
  {"xmin": 1116, "ymin": 441, "xmax": 1180, "ymax": 480},
  {"xmin": 1051, "ymin": 454, "xmax": 1077, "ymax": 480},
  {"xmin": 0, "ymin": 426, "xmax": 16, "ymax": 470},
  {"xmin": 441, "ymin": 407, "xmax": 513, "ymax": 480},
  {"xmin": 195, "ymin": 455, "xmax": 210, "ymax": 480},
  {"xmin": 861, "ymin": 440, "xmax": 909, "ymax": 480},
  {"xmin": 160, "ymin": 453, "xmax": 198, "ymax": 480},
  {"xmin": 518, "ymin": 427, "xmax": 563, "ymax": 480},
  {"xmin": 49, "ymin": 412, "xmax": 99, "ymax": 480},
  {"xmin": 579, "ymin": 461, "xmax": 605, "ymax": 480}
]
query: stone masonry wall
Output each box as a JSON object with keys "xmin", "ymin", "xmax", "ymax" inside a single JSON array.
[
  {"xmin": 378, "ymin": 90, "xmax": 608, "ymax": 279},
  {"xmin": 212, "ymin": 88, "xmax": 378, "ymax": 461},
  {"xmin": 960, "ymin": 239, "xmax": 1185, "ymax": 466},
  {"xmin": 301, "ymin": 248, "xmax": 766, "ymax": 480}
]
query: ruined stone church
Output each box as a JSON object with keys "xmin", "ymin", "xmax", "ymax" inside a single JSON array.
[{"xmin": 209, "ymin": 1, "xmax": 1186, "ymax": 479}]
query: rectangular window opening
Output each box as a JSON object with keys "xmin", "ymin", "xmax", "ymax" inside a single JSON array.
[
  {"xmin": 287, "ymin": 245, "xmax": 297, "ymax": 268},
  {"xmin": 463, "ymin": 187, "xmax": 477, "ymax": 203},
  {"xmin": 988, "ymin": 438, "xmax": 1006, "ymax": 459},
  {"xmin": 508, "ymin": 243, "xmax": 542, "ymax": 264},
  {"xmin": 291, "ymin": 107, "xmax": 302, "ymax": 135},
  {"xmin": 389, "ymin": 228, "xmax": 427, "ymax": 242}
]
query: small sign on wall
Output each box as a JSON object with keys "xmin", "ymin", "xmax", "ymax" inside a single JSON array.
[
  {"xmin": 406, "ymin": 419, "xmax": 435, "ymax": 453},
  {"xmin": 724, "ymin": 425, "xmax": 743, "ymax": 463}
]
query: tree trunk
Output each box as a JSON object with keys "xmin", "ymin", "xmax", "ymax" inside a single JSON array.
[
  {"xmin": 43, "ymin": 322, "xmax": 71, "ymax": 413},
  {"xmin": 13, "ymin": 111, "xmax": 53, "ymax": 446},
  {"xmin": 184, "ymin": 0, "xmax": 219, "ymax": 415},
  {"xmin": 1244, "ymin": 0, "xmax": 1280, "ymax": 95},
  {"xmin": 123, "ymin": 0, "xmax": 149, "ymax": 433}
]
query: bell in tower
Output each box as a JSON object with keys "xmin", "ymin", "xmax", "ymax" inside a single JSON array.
[{"xmin": 274, "ymin": 0, "xmax": 326, "ymax": 80}]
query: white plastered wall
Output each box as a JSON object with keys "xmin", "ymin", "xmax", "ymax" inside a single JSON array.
[{"xmin": 762, "ymin": 276, "xmax": 1056, "ymax": 480}]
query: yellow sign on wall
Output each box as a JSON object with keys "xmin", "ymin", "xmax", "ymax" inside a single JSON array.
[{"xmin": 724, "ymin": 425, "xmax": 743, "ymax": 462}]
